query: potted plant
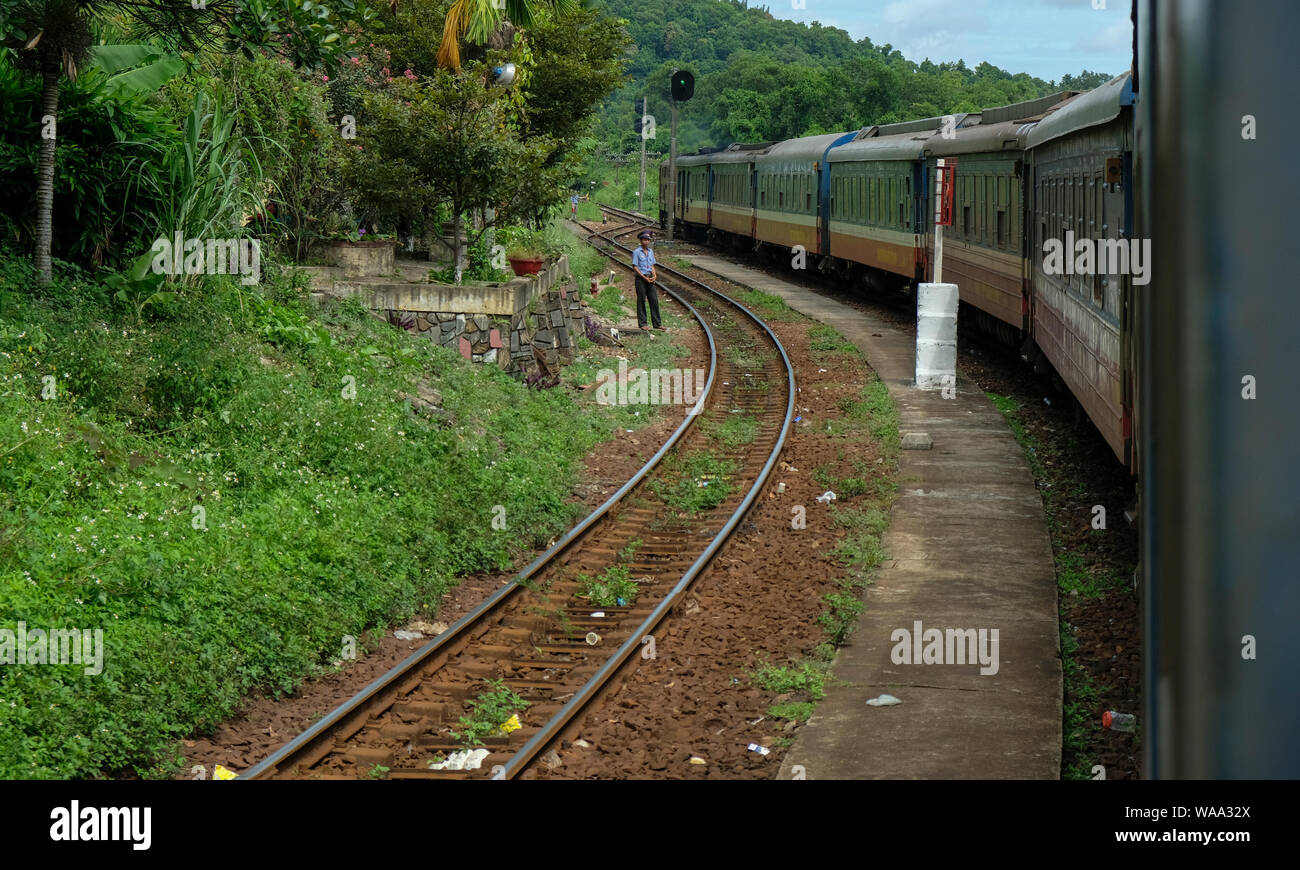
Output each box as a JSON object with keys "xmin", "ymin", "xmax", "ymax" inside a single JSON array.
[{"xmin": 503, "ymin": 227, "xmax": 547, "ymax": 276}]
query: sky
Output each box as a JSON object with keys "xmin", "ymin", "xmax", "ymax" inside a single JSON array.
[{"xmin": 775, "ymin": 0, "xmax": 1133, "ymax": 83}]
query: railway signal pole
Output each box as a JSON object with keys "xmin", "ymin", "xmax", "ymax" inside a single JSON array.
[
  {"xmin": 668, "ymin": 100, "xmax": 678, "ymax": 240},
  {"xmin": 667, "ymin": 70, "xmax": 695, "ymax": 241}
]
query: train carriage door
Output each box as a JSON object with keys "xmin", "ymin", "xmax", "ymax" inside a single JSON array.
[
  {"xmin": 708, "ymin": 166, "xmax": 714, "ymax": 226},
  {"xmin": 682, "ymin": 169, "xmax": 689, "ymax": 220},
  {"xmin": 921, "ymin": 161, "xmax": 932, "ymax": 280},
  {"xmin": 750, "ymin": 164, "xmax": 757, "ymax": 238},
  {"xmin": 816, "ymin": 163, "xmax": 827, "ymax": 254}
]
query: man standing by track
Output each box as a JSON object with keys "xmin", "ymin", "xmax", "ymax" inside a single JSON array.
[{"xmin": 632, "ymin": 230, "xmax": 663, "ymax": 331}]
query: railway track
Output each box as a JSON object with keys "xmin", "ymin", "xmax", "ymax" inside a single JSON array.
[
  {"xmin": 593, "ymin": 204, "xmax": 653, "ymax": 228},
  {"xmin": 241, "ymin": 219, "xmax": 795, "ymax": 780}
]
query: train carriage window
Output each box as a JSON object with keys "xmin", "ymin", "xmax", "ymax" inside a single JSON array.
[
  {"xmin": 1049, "ymin": 174, "xmax": 1056, "ymax": 242},
  {"xmin": 1093, "ymin": 172, "xmax": 1105, "ymax": 307},
  {"xmin": 1073, "ymin": 173, "xmax": 1083, "ymax": 291},
  {"xmin": 1066, "ymin": 173, "xmax": 1075, "ymax": 263},
  {"xmin": 959, "ymin": 176, "xmax": 967, "ymax": 238},
  {"xmin": 1058, "ymin": 174, "xmax": 1065, "ymax": 243},
  {"xmin": 905, "ymin": 175, "xmax": 912, "ymax": 228},
  {"xmin": 967, "ymin": 176, "xmax": 975, "ymax": 239},
  {"xmin": 987, "ymin": 175, "xmax": 994, "ymax": 246},
  {"xmin": 1012, "ymin": 177, "xmax": 1021, "ymax": 251}
]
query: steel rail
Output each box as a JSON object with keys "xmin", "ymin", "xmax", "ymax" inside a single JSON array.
[{"xmin": 496, "ymin": 225, "xmax": 797, "ymax": 778}]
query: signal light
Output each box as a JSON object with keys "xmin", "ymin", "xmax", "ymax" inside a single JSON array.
[{"xmin": 671, "ymin": 69, "xmax": 694, "ymax": 102}]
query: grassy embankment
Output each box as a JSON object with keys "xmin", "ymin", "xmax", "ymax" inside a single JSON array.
[{"xmin": 0, "ymin": 239, "xmax": 687, "ymax": 779}]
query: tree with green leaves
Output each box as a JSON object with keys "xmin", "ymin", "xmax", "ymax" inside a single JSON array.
[
  {"xmin": 0, "ymin": 0, "xmax": 374, "ymax": 285},
  {"xmin": 347, "ymin": 60, "xmax": 558, "ymax": 282}
]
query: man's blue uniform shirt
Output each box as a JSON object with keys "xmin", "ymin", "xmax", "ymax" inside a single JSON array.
[{"xmin": 633, "ymin": 247, "xmax": 656, "ymax": 278}]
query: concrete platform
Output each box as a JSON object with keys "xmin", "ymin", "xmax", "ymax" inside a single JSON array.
[{"xmin": 682, "ymin": 255, "xmax": 1061, "ymax": 780}]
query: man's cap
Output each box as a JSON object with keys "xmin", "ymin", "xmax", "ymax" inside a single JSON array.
[{"xmin": 638, "ymin": 230, "xmax": 653, "ymax": 239}]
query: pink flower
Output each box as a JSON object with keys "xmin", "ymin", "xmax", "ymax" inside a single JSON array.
[
  {"xmin": 404, "ymin": 69, "xmax": 416, "ymax": 80},
  {"xmin": 352, "ymin": 56, "xmax": 361, "ymax": 65},
  {"xmin": 322, "ymin": 75, "xmax": 330, "ymax": 82},
  {"xmin": 382, "ymin": 67, "xmax": 390, "ymax": 76}
]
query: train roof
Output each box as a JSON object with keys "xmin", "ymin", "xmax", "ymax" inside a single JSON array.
[
  {"xmin": 708, "ymin": 142, "xmax": 776, "ymax": 164},
  {"xmin": 873, "ymin": 113, "xmax": 976, "ymax": 137},
  {"xmin": 826, "ymin": 116, "xmax": 972, "ymax": 162},
  {"xmin": 674, "ymin": 152, "xmax": 714, "ymax": 168},
  {"xmin": 754, "ymin": 130, "xmax": 858, "ymax": 166},
  {"xmin": 828, "ymin": 129, "xmax": 932, "ymax": 162},
  {"xmin": 923, "ymin": 119, "xmax": 1041, "ymax": 157},
  {"xmin": 1025, "ymin": 72, "xmax": 1134, "ymax": 148},
  {"xmin": 979, "ymin": 90, "xmax": 1079, "ymax": 125}
]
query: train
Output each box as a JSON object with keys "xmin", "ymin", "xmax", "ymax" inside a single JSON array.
[{"xmin": 659, "ymin": 75, "xmax": 1139, "ymax": 470}]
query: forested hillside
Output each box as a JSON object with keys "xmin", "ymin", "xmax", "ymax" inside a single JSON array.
[{"xmin": 582, "ymin": 0, "xmax": 1114, "ymax": 208}]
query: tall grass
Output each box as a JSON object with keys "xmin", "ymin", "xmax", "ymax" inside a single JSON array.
[{"xmin": 152, "ymin": 91, "xmax": 266, "ymax": 248}]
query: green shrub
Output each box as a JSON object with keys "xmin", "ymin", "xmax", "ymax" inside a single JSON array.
[
  {"xmin": 0, "ymin": 55, "xmax": 176, "ymax": 270},
  {"xmin": 0, "ymin": 258, "xmax": 635, "ymax": 778}
]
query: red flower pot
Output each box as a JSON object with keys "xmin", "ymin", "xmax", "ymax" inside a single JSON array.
[{"xmin": 508, "ymin": 257, "xmax": 545, "ymax": 276}]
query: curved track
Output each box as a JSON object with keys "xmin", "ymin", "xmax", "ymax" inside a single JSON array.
[{"xmin": 242, "ymin": 220, "xmax": 795, "ymax": 780}]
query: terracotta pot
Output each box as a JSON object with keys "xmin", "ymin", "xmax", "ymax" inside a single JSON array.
[{"xmin": 508, "ymin": 256, "xmax": 545, "ymax": 276}]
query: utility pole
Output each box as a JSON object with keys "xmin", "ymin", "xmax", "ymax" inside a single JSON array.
[{"xmin": 639, "ymin": 98, "xmax": 648, "ymax": 216}]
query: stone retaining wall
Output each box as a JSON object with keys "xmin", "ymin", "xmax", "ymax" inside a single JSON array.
[{"xmin": 369, "ymin": 255, "xmax": 592, "ymax": 378}]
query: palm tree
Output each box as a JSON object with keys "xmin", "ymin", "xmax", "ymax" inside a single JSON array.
[
  {"xmin": 3, "ymin": 1, "xmax": 95, "ymax": 285},
  {"xmin": 436, "ymin": 0, "xmax": 581, "ymax": 70},
  {"xmin": 2, "ymin": 0, "xmax": 353, "ymax": 286}
]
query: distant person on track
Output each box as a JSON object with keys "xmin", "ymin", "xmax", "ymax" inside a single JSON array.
[
  {"xmin": 571, "ymin": 192, "xmax": 580, "ymax": 220},
  {"xmin": 632, "ymin": 230, "xmax": 663, "ymax": 331}
]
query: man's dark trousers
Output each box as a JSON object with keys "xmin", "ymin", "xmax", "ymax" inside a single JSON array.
[{"xmin": 635, "ymin": 275, "xmax": 662, "ymax": 329}]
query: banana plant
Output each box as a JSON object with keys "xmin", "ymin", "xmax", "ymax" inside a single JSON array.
[
  {"xmin": 435, "ymin": 0, "xmax": 583, "ymax": 70},
  {"xmin": 87, "ymin": 43, "xmax": 184, "ymax": 97}
]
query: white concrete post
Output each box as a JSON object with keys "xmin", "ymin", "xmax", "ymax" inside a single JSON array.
[
  {"xmin": 916, "ymin": 282, "xmax": 958, "ymax": 390},
  {"xmin": 916, "ymin": 158, "xmax": 957, "ymax": 390}
]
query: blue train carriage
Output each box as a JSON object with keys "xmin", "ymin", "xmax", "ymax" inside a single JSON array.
[
  {"xmin": 1025, "ymin": 73, "xmax": 1136, "ymax": 467},
  {"xmin": 753, "ymin": 131, "xmax": 858, "ymax": 258},
  {"xmin": 823, "ymin": 118, "xmax": 946, "ymax": 288},
  {"xmin": 706, "ymin": 143, "xmax": 772, "ymax": 243},
  {"xmin": 922, "ymin": 93, "xmax": 1076, "ymax": 341}
]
